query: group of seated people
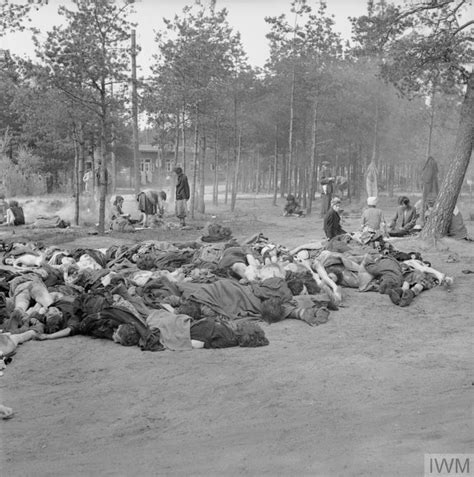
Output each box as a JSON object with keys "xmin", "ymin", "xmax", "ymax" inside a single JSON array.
[
  {"xmin": 323, "ymin": 194, "xmax": 470, "ymax": 242},
  {"xmin": 0, "ymin": 194, "xmax": 25, "ymax": 227},
  {"xmin": 109, "ymin": 190, "xmax": 167, "ymax": 232}
]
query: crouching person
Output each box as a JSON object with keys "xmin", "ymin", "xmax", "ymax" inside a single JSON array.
[{"xmin": 110, "ymin": 195, "xmax": 134, "ymax": 232}]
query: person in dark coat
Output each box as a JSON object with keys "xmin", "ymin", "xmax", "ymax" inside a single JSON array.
[
  {"xmin": 388, "ymin": 196, "xmax": 417, "ymax": 236},
  {"xmin": 324, "ymin": 197, "xmax": 346, "ymax": 240},
  {"xmin": 320, "ymin": 164, "xmax": 335, "ymax": 217},
  {"xmin": 5, "ymin": 200, "xmax": 25, "ymax": 226},
  {"xmin": 174, "ymin": 167, "xmax": 190, "ymax": 226}
]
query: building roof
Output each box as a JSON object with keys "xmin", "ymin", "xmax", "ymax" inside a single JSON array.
[{"xmin": 139, "ymin": 144, "xmax": 159, "ymax": 153}]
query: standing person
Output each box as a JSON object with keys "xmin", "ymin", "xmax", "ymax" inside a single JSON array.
[
  {"xmin": 174, "ymin": 167, "xmax": 190, "ymax": 227},
  {"xmin": 320, "ymin": 163, "xmax": 335, "ymax": 217},
  {"xmin": 324, "ymin": 197, "xmax": 346, "ymax": 240},
  {"xmin": 388, "ymin": 196, "xmax": 417, "ymax": 237}
]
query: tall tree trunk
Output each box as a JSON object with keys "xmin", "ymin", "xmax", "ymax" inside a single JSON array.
[
  {"xmin": 256, "ymin": 150, "xmax": 261, "ymax": 195},
  {"xmin": 225, "ymin": 150, "xmax": 230, "ymax": 205},
  {"xmin": 213, "ymin": 119, "xmax": 219, "ymax": 206},
  {"xmin": 131, "ymin": 30, "xmax": 140, "ymax": 195},
  {"xmin": 231, "ymin": 128, "xmax": 242, "ymax": 212},
  {"xmin": 287, "ymin": 66, "xmax": 296, "ymax": 197},
  {"xmin": 182, "ymin": 106, "xmax": 187, "ymax": 172},
  {"xmin": 308, "ymin": 100, "xmax": 318, "ymax": 213},
  {"xmin": 198, "ymin": 134, "xmax": 206, "ymax": 213},
  {"xmin": 421, "ymin": 72, "xmax": 474, "ymax": 239},
  {"xmin": 272, "ymin": 125, "xmax": 279, "ymax": 206},
  {"xmin": 110, "ymin": 83, "xmax": 116, "ymax": 194},
  {"xmin": 73, "ymin": 132, "xmax": 80, "ymax": 226},
  {"xmin": 426, "ymin": 81, "xmax": 437, "ymax": 158},
  {"xmin": 174, "ymin": 110, "xmax": 180, "ymax": 176},
  {"xmin": 98, "ymin": 79, "xmax": 108, "ymax": 234},
  {"xmin": 190, "ymin": 104, "xmax": 199, "ymax": 219},
  {"xmin": 371, "ymin": 97, "xmax": 379, "ymax": 166}
]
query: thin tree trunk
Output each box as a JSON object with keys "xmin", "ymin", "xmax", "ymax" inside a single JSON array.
[
  {"xmin": 426, "ymin": 84, "xmax": 436, "ymax": 157},
  {"xmin": 308, "ymin": 100, "xmax": 318, "ymax": 213},
  {"xmin": 198, "ymin": 134, "xmax": 206, "ymax": 213},
  {"xmin": 73, "ymin": 132, "xmax": 80, "ymax": 226},
  {"xmin": 231, "ymin": 128, "xmax": 242, "ymax": 212},
  {"xmin": 225, "ymin": 150, "xmax": 230, "ymax": 205},
  {"xmin": 272, "ymin": 125, "xmax": 278, "ymax": 206},
  {"xmin": 190, "ymin": 104, "xmax": 199, "ymax": 219},
  {"xmin": 213, "ymin": 120, "xmax": 219, "ymax": 206},
  {"xmin": 287, "ymin": 66, "xmax": 296, "ymax": 197},
  {"xmin": 256, "ymin": 150, "xmax": 261, "ymax": 194}
]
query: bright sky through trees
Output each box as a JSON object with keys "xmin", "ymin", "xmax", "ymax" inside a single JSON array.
[{"xmin": 0, "ymin": 0, "xmax": 367, "ymax": 72}]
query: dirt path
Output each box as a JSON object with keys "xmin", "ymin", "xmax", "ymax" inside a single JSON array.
[{"xmin": 1, "ymin": 196, "xmax": 473, "ymax": 476}]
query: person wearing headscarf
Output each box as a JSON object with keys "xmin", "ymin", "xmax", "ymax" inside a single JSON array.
[
  {"xmin": 110, "ymin": 195, "xmax": 133, "ymax": 232},
  {"xmin": 361, "ymin": 196, "xmax": 387, "ymax": 236}
]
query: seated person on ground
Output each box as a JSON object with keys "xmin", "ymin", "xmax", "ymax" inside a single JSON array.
[
  {"xmin": 447, "ymin": 206, "xmax": 471, "ymax": 240},
  {"xmin": 323, "ymin": 197, "xmax": 346, "ymax": 240},
  {"xmin": 361, "ymin": 196, "xmax": 387, "ymax": 237},
  {"xmin": 424, "ymin": 201, "xmax": 472, "ymax": 241},
  {"xmin": 110, "ymin": 195, "xmax": 134, "ymax": 232},
  {"xmin": 5, "ymin": 200, "xmax": 25, "ymax": 226},
  {"xmin": 388, "ymin": 196, "xmax": 417, "ymax": 237},
  {"xmin": 283, "ymin": 194, "xmax": 304, "ymax": 217}
]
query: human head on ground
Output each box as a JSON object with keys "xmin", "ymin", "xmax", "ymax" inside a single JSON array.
[
  {"xmin": 8, "ymin": 200, "xmax": 19, "ymax": 208},
  {"xmin": 173, "ymin": 166, "xmax": 183, "ymax": 176},
  {"xmin": 112, "ymin": 324, "xmax": 140, "ymax": 346},
  {"xmin": 176, "ymin": 300, "xmax": 202, "ymax": 320},
  {"xmin": 261, "ymin": 297, "xmax": 285, "ymax": 324},
  {"xmin": 44, "ymin": 308, "xmax": 65, "ymax": 334},
  {"xmin": 367, "ymin": 196, "xmax": 377, "ymax": 207},
  {"xmin": 286, "ymin": 277, "xmax": 304, "ymax": 295},
  {"xmin": 398, "ymin": 196, "xmax": 410, "ymax": 209},
  {"xmin": 287, "ymin": 194, "xmax": 295, "ymax": 202}
]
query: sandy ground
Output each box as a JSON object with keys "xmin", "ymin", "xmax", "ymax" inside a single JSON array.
[{"xmin": 1, "ymin": 195, "xmax": 473, "ymax": 476}]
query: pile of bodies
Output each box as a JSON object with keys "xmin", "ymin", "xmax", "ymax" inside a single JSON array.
[{"xmin": 0, "ymin": 231, "xmax": 453, "ymax": 372}]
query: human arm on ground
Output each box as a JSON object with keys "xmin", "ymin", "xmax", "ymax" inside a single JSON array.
[{"xmin": 35, "ymin": 327, "xmax": 72, "ymax": 340}]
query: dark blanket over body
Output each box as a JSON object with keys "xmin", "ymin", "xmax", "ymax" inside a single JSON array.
[{"xmin": 179, "ymin": 279, "xmax": 262, "ymax": 319}]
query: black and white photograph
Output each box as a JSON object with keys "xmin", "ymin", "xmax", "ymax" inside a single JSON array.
[{"xmin": 0, "ymin": 0, "xmax": 473, "ymax": 475}]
